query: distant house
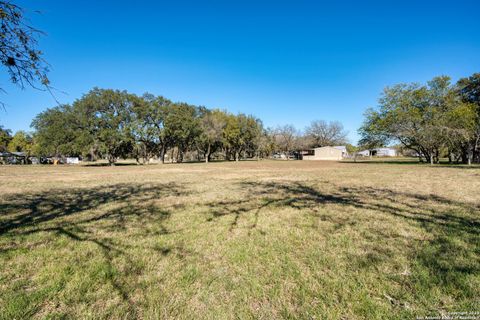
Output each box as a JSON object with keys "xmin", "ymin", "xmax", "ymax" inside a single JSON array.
[
  {"xmin": 373, "ymin": 148, "xmax": 397, "ymax": 157},
  {"xmin": 357, "ymin": 149, "xmax": 370, "ymax": 157},
  {"xmin": 332, "ymin": 146, "xmax": 348, "ymax": 157},
  {"xmin": 66, "ymin": 157, "xmax": 80, "ymax": 164},
  {"xmin": 357, "ymin": 148, "xmax": 397, "ymax": 157},
  {"xmin": 302, "ymin": 146, "xmax": 345, "ymax": 160}
]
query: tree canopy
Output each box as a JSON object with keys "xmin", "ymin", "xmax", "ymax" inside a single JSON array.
[
  {"xmin": 29, "ymin": 87, "xmax": 354, "ymax": 164},
  {"xmin": 0, "ymin": 124, "xmax": 12, "ymax": 151},
  {"xmin": 359, "ymin": 75, "xmax": 479, "ymax": 164},
  {"xmin": 7, "ymin": 130, "xmax": 32, "ymax": 153},
  {"xmin": 30, "ymin": 88, "xmax": 271, "ymax": 164}
]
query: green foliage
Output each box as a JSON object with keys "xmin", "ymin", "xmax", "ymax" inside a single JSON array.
[
  {"xmin": 237, "ymin": 114, "xmax": 263, "ymax": 158},
  {"xmin": 197, "ymin": 109, "xmax": 227, "ymax": 162},
  {"xmin": 22, "ymin": 72, "xmax": 480, "ymax": 164},
  {"xmin": 359, "ymin": 75, "xmax": 478, "ymax": 163},
  {"xmin": 131, "ymin": 93, "xmax": 171, "ymax": 162},
  {"xmin": 31, "ymin": 105, "xmax": 82, "ymax": 157},
  {"xmin": 73, "ymin": 88, "xmax": 136, "ymax": 164},
  {"xmin": 256, "ymin": 127, "xmax": 276, "ymax": 158},
  {"xmin": 458, "ymin": 73, "xmax": 480, "ymax": 107},
  {"xmin": 222, "ymin": 113, "xmax": 262, "ymax": 160},
  {"xmin": 345, "ymin": 143, "xmax": 358, "ymax": 154},
  {"xmin": 222, "ymin": 113, "xmax": 242, "ymax": 160},
  {"xmin": 7, "ymin": 130, "xmax": 33, "ymax": 153},
  {"xmin": 163, "ymin": 102, "xmax": 201, "ymax": 162},
  {"xmin": 29, "ymin": 88, "xmax": 267, "ymax": 163},
  {"xmin": 0, "ymin": 125, "xmax": 12, "ymax": 152},
  {"xmin": 457, "ymin": 73, "xmax": 480, "ymax": 163}
]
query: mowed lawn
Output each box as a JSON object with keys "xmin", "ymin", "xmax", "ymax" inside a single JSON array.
[{"xmin": 0, "ymin": 161, "xmax": 479, "ymax": 319}]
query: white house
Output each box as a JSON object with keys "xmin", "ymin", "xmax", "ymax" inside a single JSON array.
[
  {"xmin": 357, "ymin": 148, "xmax": 397, "ymax": 157},
  {"xmin": 372, "ymin": 148, "xmax": 397, "ymax": 157},
  {"xmin": 66, "ymin": 157, "xmax": 80, "ymax": 164},
  {"xmin": 357, "ymin": 149, "xmax": 370, "ymax": 157}
]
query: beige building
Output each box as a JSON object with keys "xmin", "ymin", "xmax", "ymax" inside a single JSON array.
[{"xmin": 302, "ymin": 146, "xmax": 344, "ymax": 161}]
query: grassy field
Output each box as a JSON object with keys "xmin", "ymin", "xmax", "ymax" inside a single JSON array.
[{"xmin": 1, "ymin": 160, "xmax": 479, "ymax": 319}]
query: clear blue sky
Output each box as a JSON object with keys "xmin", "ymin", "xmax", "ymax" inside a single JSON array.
[{"xmin": 1, "ymin": 0, "xmax": 479, "ymax": 143}]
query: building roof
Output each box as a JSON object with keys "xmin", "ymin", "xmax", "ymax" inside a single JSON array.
[
  {"xmin": 332, "ymin": 146, "xmax": 347, "ymax": 153},
  {"xmin": 312, "ymin": 146, "xmax": 344, "ymax": 153},
  {"xmin": 373, "ymin": 147, "xmax": 395, "ymax": 151}
]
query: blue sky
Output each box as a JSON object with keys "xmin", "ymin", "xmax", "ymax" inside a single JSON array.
[{"xmin": 1, "ymin": 0, "xmax": 479, "ymax": 143}]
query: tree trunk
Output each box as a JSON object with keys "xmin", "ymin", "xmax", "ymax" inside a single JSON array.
[
  {"xmin": 160, "ymin": 145, "xmax": 166, "ymax": 164},
  {"xmin": 473, "ymin": 135, "xmax": 480, "ymax": 163},
  {"xmin": 235, "ymin": 151, "xmax": 239, "ymax": 162},
  {"xmin": 177, "ymin": 148, "xmax": 184, "ymax": 163},
  {"xmin": 89, "ymin": 146, "xmax": 96, "ymax": 161},
  {"xmin": 205, "ymin": 144, "xmax": 210, "ymax": 163},
  {"xmin": 461, "ymin": 148, "xmax": 469, "ymax": 164},
  {"xmin": 418, "ymin": 146, "xmax": 428, "ymax": 163},
  {"xmin": 195, "ymin": 146, "xmax": 201, "ymax": 162}
]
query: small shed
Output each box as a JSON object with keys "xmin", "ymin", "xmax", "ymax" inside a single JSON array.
[
  {"xmin": 372, "ymin": 148, "xmax": 397, "ymax": 157},
  {"xmin": 66, "ymin": 157, "xmax": 80, "ymax": 164},
  {"xmin": 357, "ymin": 148, "xmax": 397, "ymax": 157},
  {"xmin": 302, "ymin": 146, "xmax": 344, "ymax": 161},
  {"xmin": 357, "ymin": 149, "xmax": 370, "ymax": 157}
]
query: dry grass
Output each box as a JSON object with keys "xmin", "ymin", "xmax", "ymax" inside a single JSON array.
[{"xmin": 0, "ymin": 160, "xmax": 479, "ymax": 319}]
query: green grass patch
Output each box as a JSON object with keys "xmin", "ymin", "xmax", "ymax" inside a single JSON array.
[{"xmin": 0, "ymin": 161, "xmax": 479, "ymax": 318}]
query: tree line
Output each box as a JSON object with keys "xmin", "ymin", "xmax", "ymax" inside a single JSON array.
[
  {"xmin": 0, "ymin": 88, "xmax": 349, "ymax": 164},
  {"xmin": 359, "ymin": 73, "xmax": 480, "ymax": 164},
  {"xmin": 3, "ymin": 73, "xmax": 478, "ymax": 165}
]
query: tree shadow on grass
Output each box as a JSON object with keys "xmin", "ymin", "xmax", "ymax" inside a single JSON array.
[
  {"xmin": 0, "ymin": 182, "xmax": 185, "ymax": 235},
  {"xmin": 431, "ymin": 165, "xmax": 480, "ymax": 170},
  {"xmin": 81, "ymin": 162, "xmax": 140, "ymax": 167},
  {"xmin": 204, "ymin": 180, "xmax": 480, "ymax": 307},
  {"xmin": 340, "ymin": 160, "xmax": 480, "ymax": 169},
  {"xmin": 341, "ymin": 160, "xmax": 422, "ymax": 165},
  {"xmin": 0, "ymin": 182, "xmax": 188, "ymax": 316},
  {"xmin": 207, "ymin": 181, "xmax": 353, "ymax": 230}
]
